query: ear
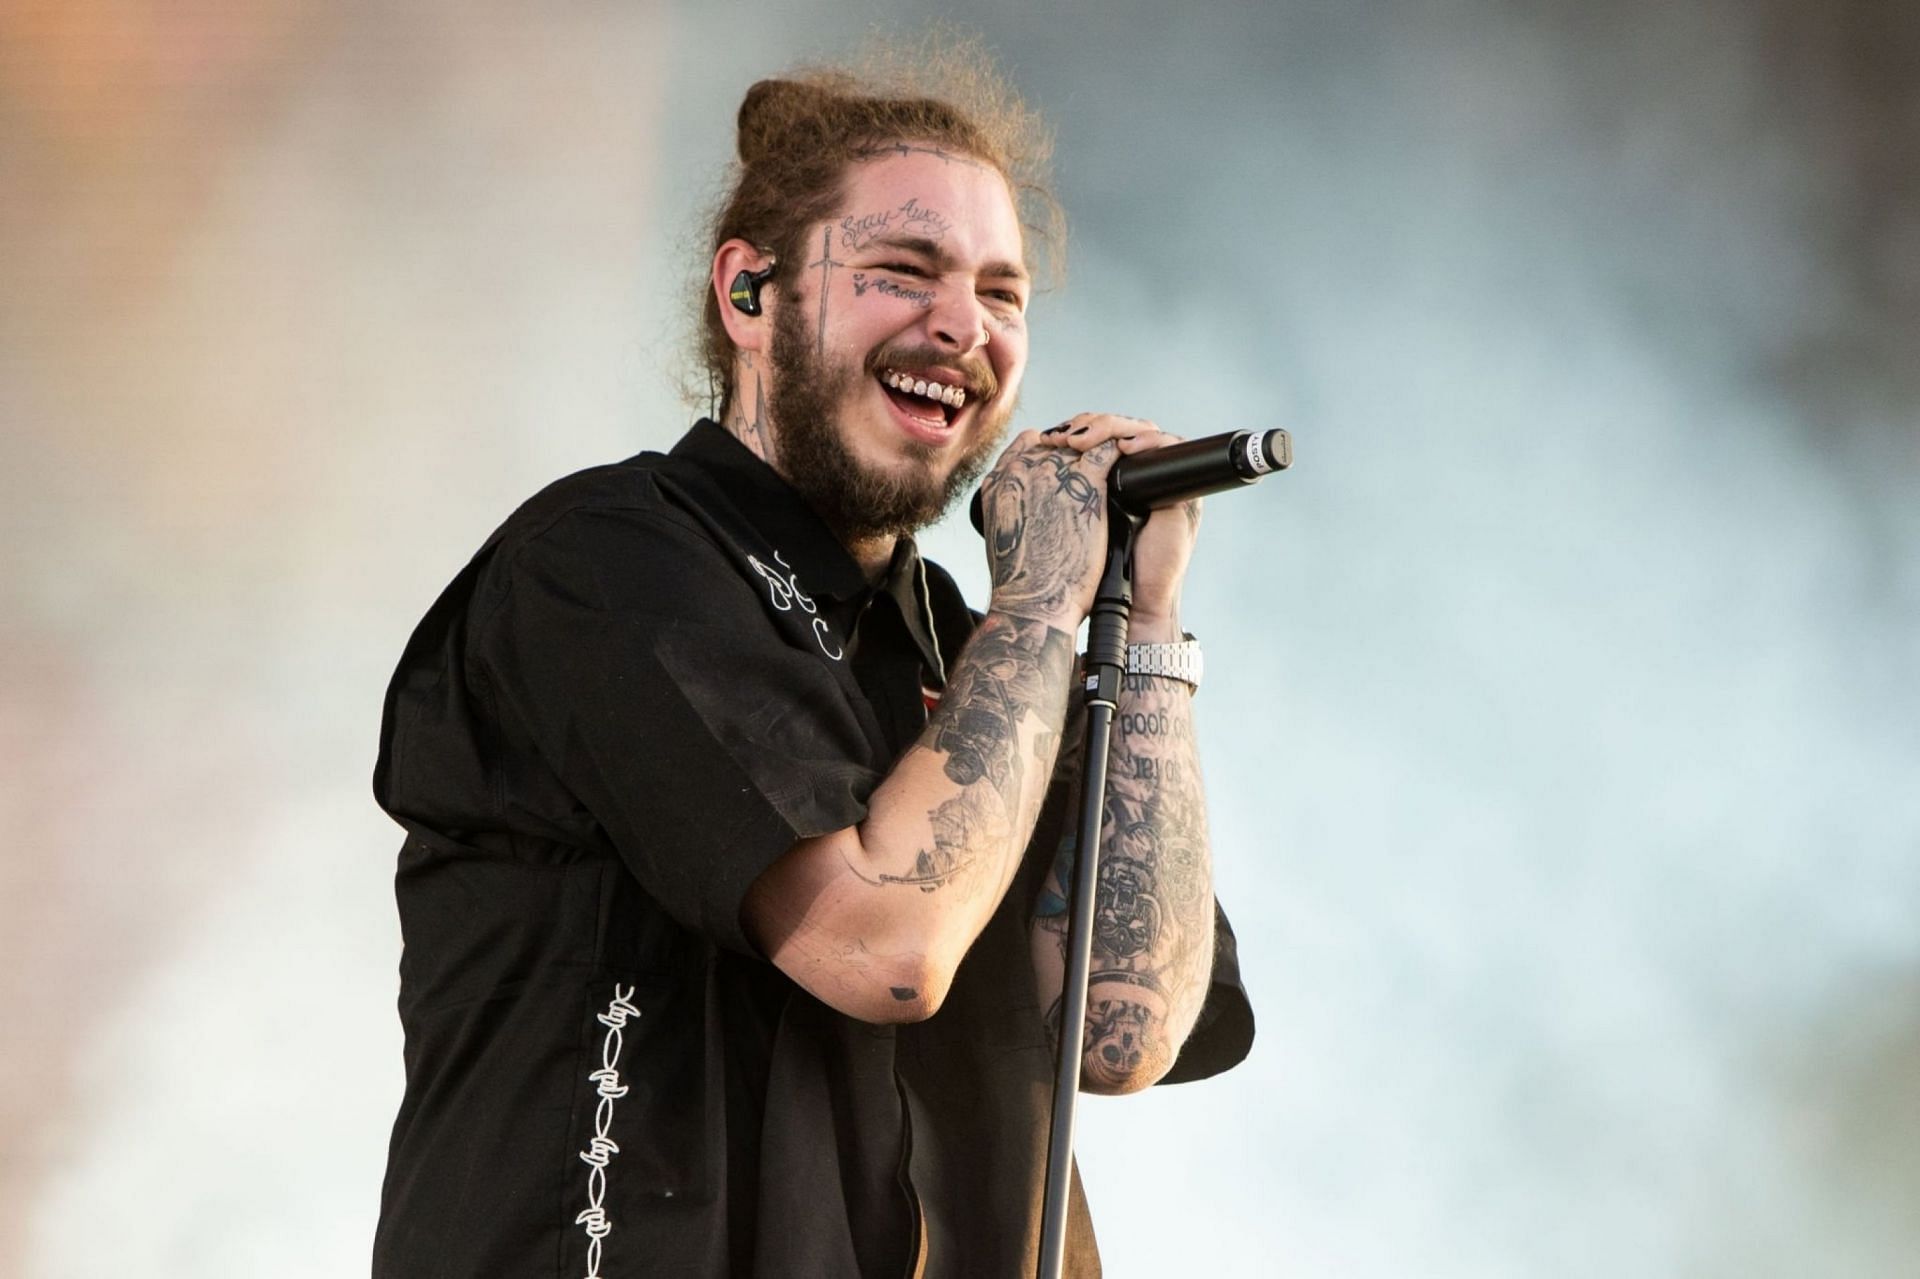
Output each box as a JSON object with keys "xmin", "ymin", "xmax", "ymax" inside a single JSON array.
[{"xmin": 713, "ymin": 239, "xmax": 778, "ymax": 355}]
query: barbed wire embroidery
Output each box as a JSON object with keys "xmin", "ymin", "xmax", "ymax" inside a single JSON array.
[
  {"xmin": 747, "ymin": 550, "xmax": 844, "ymax": 661},
  {"xmin": 576, "ymin": 985, "xmax": 640, "ymax": 1279}
]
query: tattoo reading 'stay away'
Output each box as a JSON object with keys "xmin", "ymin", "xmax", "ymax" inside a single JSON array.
[{"xmin": 838, "ymin": 197, "xmax": 955, "ymax": 251}]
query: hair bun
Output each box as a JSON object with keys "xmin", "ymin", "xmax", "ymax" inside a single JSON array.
[{"xmin": 737, "ymin": 77, "xmax": 849, "ymax": 166}]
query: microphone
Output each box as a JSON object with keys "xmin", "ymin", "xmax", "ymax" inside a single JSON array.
[{"xmin": 970, "ymin": 428, "xmax": 1292, "ymax": 530}]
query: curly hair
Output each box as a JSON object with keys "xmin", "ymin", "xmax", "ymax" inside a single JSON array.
[{"xmin": 693, "ymin": 36, "xmax": 1062, "ymax": 416}]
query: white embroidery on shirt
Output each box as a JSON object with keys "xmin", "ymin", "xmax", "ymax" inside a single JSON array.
[
  {"xmin": 812, "ymin": 617, "xmax": 845, "ymax": 661},
  {"xmin": 747, "ymin": 550, "xmax": 844, "ymax": 661},
  {"xmin": 577, "ymin": 985, "xmax": 640, "ymax": 1279}
]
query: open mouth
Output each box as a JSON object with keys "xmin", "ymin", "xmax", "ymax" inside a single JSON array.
[{"xmin": 878, "ymin": 367, "xmax": 968, "ymax": 429}]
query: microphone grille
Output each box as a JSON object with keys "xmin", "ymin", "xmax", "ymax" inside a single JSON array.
[{"xmin": 1244, "ymin": 429, "xmax": 1291, "ymax": 475}]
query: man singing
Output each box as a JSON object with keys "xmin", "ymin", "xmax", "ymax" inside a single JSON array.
[{"xmin": 373, "ymin": 49, "xmax": 1253, "ymax": 1278}]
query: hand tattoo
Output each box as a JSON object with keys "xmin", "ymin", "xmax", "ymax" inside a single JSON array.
[{"xmin": 979, "ymin": 445, "xmax": 1109, "ymax": 623}]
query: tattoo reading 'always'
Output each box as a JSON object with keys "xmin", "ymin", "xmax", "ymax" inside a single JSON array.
[{"xmin": 851, "ymin": 272, "xmax": 933, "ymax": 307}]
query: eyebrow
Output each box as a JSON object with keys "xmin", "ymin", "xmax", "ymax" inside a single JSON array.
[{"xmin": 867, "ymin": 233, "xmax": 1031, "ymax": 284}]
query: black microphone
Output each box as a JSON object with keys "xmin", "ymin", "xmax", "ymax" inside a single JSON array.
[{"xmin": 970, "ymin": 428, "xmax": 1292, "ymax": 531}]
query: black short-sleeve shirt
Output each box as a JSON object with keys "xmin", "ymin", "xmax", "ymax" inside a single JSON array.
[{"xmin": 372, "ymin": 421, "xmax": 1254, "ymax": 1278}]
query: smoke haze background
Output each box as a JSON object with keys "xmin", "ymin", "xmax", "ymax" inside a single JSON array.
[{"xmin": 3, "ymin": 2, "xmax": 1915, "ymax": 1275}]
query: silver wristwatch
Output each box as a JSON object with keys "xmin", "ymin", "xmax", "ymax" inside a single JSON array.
[{"xmin": 1125, "ymin": 634, "xmax": 1202, "ymax": 692}]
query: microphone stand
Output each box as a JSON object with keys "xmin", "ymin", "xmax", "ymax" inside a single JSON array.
[{"xmin": 1036, "ymin": 496, "xmax": 1141, "ymax": 1279}]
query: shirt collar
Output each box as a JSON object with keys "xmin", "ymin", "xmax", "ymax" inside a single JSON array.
[
  {"xmin": 878, "ymin": 535, "xmax": 948, "ymax": 686},
  {"xmin": 667, "ymin": 420, "xmax": 949, "ymax": 682},
  {"xmin": 669, "ymin": 419, "xmax": 871, "ymax": 604}
]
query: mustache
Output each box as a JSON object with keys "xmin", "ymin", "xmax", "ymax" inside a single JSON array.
[{"xmin": 864, "ymin": 343, "xmax": 998, "ymax": 403}]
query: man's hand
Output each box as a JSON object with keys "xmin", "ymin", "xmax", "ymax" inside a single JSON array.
[
  {"xmin": 1042, "ymin": 413, "xmax": 1201, "ymax": 641},
  {"xmin": 975, "ymin": 427, "xmax": 1119, "ymax": 628}
]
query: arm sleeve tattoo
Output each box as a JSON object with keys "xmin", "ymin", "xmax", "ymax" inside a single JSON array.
[
  {"xmin": 1034, "ymin": 672, "xmax": 1214, "ymax": 1091},
  {"xmin": 848, "ymin": 612, "xmax": 1074, "ymax": 906}
]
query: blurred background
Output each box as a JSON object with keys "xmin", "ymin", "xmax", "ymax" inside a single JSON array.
[{"xmin": 3, "ymin": 1, "xmax": 1917, "ymax": 1275}]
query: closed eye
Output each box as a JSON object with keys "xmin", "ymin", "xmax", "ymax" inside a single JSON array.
[{"xmin": 883, "ymin": 262, "xmax": 929, "ymax": 277}]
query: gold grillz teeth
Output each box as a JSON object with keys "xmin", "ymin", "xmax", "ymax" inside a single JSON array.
[{"xmin": 883, "ymin": 369, "xmax": 966, "ymax": 409}]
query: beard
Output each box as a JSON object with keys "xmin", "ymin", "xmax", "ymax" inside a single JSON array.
[{"xmin": 766, "ymin": 296, "xmax": 1010, "ymax": 545}]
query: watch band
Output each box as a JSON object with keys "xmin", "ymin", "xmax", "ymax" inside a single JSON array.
[{"xmin": 1125, "ymin": 634, "xmax": 1202, "ymax": 692}]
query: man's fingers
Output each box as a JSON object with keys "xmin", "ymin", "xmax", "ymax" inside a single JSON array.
[
  {"xmin": 1115, "ymin": 429, "xmax": 1181, "ymax": 454},
  {"xmin": 1042, "ymin": 413, "xmax": 1173, "ymax": 454}
]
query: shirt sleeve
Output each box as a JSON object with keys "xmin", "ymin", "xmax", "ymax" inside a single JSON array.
[
  {"xmin": 1016, "ymin": 740, "xmax": 1256, "ymax": 1086},
  {"xmin": 478, "ymin": 505, "xmax": 883, "ymax": 956},
  {"xmin": 1158, "ymin": 898, "xmax": 1255, "ymax": 1084}
]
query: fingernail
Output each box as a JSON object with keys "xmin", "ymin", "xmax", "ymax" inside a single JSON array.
[
  {"xmin": 1045, "ymin": 422, "xmax": 1070, "ymax": 435},
  {"xmin": 1070, "ymin": 426, "xmax": 1089, "ymax": 436}
]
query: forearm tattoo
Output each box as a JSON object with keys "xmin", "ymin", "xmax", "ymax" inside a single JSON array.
[
  {"xmin": 850, "ymin": 613, "xmax": 1074, "ymax": 900},
  {"xmin": 1080, "ymin": 997, "xmax": 1156, "ymax": 1091},
  {"xmin": 1038, "ymin": 675, "xmax": 1213, "ymax": 1085}
]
